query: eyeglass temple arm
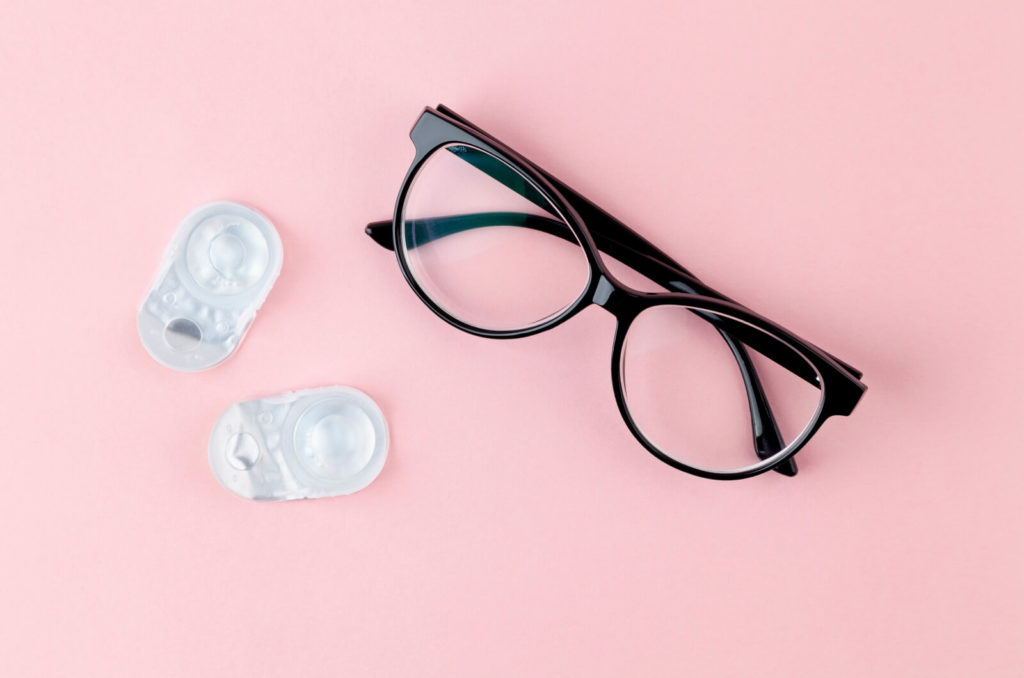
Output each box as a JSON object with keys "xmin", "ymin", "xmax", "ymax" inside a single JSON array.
[
  {"xmin": 366, "ymin": 216, "xmax": 798, "ymax": 477},
  {"xmin": 432, "ymin": 104, "xmax": 862, "ymax": 381}
]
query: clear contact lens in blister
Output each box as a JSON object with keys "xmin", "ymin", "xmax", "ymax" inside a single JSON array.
[
  {"xmin": 138, "ymin": 201, "xmax": 283, "ymax": 371},
  {"xmin": 209, "ymin": 386, "xmax": 389, "ymax": 501}
]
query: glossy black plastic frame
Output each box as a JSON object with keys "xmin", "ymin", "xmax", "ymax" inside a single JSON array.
[{"xmin": 367, "ymin": 105, "xmax": 866, "ymax": 480}]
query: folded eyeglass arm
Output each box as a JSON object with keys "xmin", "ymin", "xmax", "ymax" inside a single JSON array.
[{"xmin": 366, "ymin": 214, "xmax": 799, "ymax": 476}]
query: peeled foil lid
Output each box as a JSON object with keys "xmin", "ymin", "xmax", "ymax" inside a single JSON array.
[
  {"xmin": 138, "ymin": 201, "xmax": 283, "ymax": 371},
  {"xmin": 209, "ymin": 386, "xmax": 389, "ymax": 501}
]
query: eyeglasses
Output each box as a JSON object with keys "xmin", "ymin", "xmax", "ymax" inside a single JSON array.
[{"xmin": 366, "ymin": 105, "xmax": 866, "ymax": 480}]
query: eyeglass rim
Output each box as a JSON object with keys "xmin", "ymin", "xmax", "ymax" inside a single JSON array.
[
  {"xmin": 392, "ymin": 124, "xmax": 602, "ymax": 340},
  {"xmin": 610, "ymin": 296, "xmax": 828, "ymax": 480},
  {"xmin": 395, "ymin": 141, "xmax": 596, "ymax": 334}
]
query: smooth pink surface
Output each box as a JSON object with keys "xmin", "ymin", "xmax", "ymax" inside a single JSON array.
[{"xmin": 1, "ymin": 1, "xmax": 1021, "ymax": 675}]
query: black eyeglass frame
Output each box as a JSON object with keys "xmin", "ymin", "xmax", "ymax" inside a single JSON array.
[{"xmin": 367, "ymin": 105, "xmax": 866, "ymax": 480}]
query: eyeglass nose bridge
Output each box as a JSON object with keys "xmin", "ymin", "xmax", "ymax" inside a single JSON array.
[{"xmin": 590, "ymin": 275, "xmax": 637, "ymax": 319}]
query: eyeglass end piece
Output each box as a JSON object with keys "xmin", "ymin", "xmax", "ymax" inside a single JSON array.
[{"xmin": 366, "ymin": 220, "xmax": 396, "ymax": 250}]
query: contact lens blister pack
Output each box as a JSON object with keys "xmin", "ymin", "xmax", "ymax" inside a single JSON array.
[
  {"xmin": 209, "ymin": 386, "xmax": 389, "ymax": 501},
  {"xmin": 138, "ymin": 201, "xmax": 283, "ymax": 371}
]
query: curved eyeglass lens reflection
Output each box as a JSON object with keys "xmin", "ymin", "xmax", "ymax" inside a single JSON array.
[
  {"xmin": 400, "ymin": 144, "xmax": 591, "ymax": 332},
  {"xmin": 621, "ymin": 304, "xmax": 823, "ymax": 473}
]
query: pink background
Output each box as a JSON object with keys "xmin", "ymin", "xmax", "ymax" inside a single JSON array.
[{"xmin": 1, "ymin": 1, "xmax": 1021, "ymax": 675}]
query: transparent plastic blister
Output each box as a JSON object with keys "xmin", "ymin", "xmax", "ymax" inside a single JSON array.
[
  {"xmin": 208, "ymin": 386, "xmax": 389, "ymax": 501},
  {"xmin": 138, "ymin": 201, "xmax": 283, "ymax": 371}
]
